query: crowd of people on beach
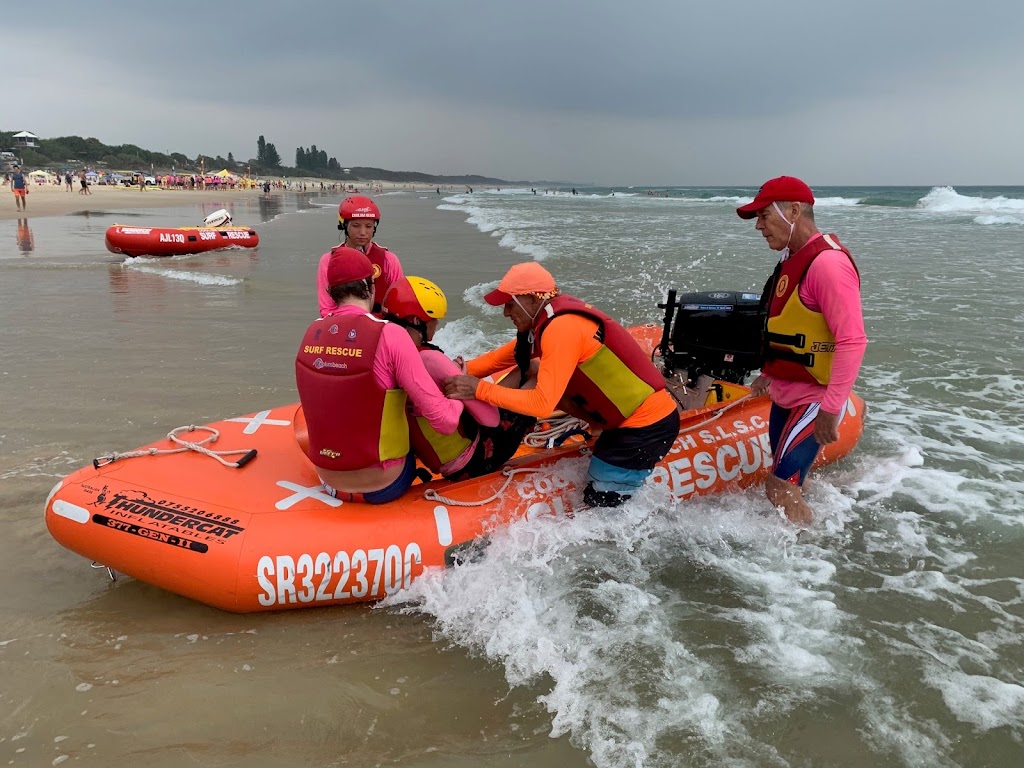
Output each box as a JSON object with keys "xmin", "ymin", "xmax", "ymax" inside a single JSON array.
[
  {"xmin": 295, "ymin": 178, "xmax": 866, "ymax": 523},
  {"xmin": 3, "ymin": 166, "xmax": 393, "ymax": 203}
]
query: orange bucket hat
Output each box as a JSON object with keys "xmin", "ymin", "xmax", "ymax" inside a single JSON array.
[{"xmin": 484, "ymin": 262, "xmax": 558, "ymax": 306}]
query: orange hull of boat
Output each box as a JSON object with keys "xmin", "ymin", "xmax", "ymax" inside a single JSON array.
[{"xmin": 44, "ymin": 390, "xmax": 864, "ymax": 612}]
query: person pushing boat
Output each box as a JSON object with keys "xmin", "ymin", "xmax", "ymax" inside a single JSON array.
[{"xmin": 736, "ymin": 176, "xmax": 867, "ymax": 526}]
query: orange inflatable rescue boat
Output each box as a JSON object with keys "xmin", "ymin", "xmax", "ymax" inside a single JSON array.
[{"xmin": 44, "ymin": 291, "xmax": 865, "ymax": 612}]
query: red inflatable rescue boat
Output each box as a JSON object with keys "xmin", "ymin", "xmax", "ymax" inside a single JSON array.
[{"xmin": 105, "ymin": 224, "xmax": 259, "ymax": 257}]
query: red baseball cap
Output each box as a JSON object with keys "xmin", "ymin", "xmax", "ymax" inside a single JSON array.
[
  {"xmin": 736, "ymin": 176, "xmax": 815, "ymax": 219},
  {"xmin": 484, "ymin": 262, "xmax": 558, "ymax": 306},
  {"xmin": 326, "ymin": 246, "xmax": 374, "ymax": 287}
]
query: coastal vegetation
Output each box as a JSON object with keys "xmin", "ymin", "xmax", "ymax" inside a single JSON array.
[{"xmin": 0, "ymin": 130, "xmax": 509, "ymax": 185}]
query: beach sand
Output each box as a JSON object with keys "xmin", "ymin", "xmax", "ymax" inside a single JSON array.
[{"xmin": 0, "ymin": 179, "xmax": 442, "ymax": 221}]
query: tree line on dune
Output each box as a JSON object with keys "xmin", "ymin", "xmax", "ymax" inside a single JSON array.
[{"xmin": 1, "ymin": 129, "xmax": 512, "ymax": 185}]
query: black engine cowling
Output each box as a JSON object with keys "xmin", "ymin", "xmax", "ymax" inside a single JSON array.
[{"xmin": 657, "ymin": 290, "xmax": 765, "ymax": 385}]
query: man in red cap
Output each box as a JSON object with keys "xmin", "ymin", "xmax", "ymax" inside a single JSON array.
[
  {"xmin": 295, "ymin": 246, "xmax": 462, "ymax": 504},
  {"xmin": 444, "ymin": 262, "xmax": 680, "ymax": 507},
  {"xmin": 737, "ymin": 176, "xmax": 867, "ymax": 526}
]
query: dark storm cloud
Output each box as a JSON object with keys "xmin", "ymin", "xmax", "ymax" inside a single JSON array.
[
  {"xmin": 23, "ymin": 0, "xmax": 1024, "ymax": 119},
  {"xmin": 8, "ymin": 0, "xmax": 1024, "ymax": 183}
]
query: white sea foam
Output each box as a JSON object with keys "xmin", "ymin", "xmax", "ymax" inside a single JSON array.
[
  {"xmin": 438, "ymin": 199, "xmax": 553, "ymax": 261},
  {"xmin": 927, "ymin": 670, "xmax": 1024, "ymax": 732},
  {"xmin": 974, "ymin": 214, "xmax": 1024, "ymax": 225},
  {"xmin": 729, "ymin": 195, "xmax": 862, "ymax": 208},
  {"xmin": 433, "ymin": 316, "xmax": 509, "ymax": 360},
  {"xmin": 0, "ymin": 451, "xmax": 80, "ymax": 481},
  {"xmin": 380, "ymin": 473, "xmax": 948, "ymax": 766},
  {"xmin": 125, "ymin": 265, "xmax": 243, "ymax": 286},
  {"xmin": 917, "ymin": 186, "xmax": 1024, "ymax": 214},
  {"xmin": 814, "ymin": 196, "xmax": 863, "ymax": 207},
  {"xmin": 496, "ymin": 231, "xmax": 550, "ymax": 260}
]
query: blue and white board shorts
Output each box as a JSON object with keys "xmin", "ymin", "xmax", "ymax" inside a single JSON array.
[{"xmin": 768, "ymin": 402, "xmax": 822, "ymax": 486}]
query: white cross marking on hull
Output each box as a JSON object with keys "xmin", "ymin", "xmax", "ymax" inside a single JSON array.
[
  {"xmin": 228, "ymin": 410, "xmax": 292, "ymax": 434},
  {"xmin": 275, "ymin": 481, "xmax": 344, "ymax": 510}
]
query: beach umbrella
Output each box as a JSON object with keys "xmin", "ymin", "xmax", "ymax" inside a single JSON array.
[{"xmin": 28, "ymin": 170, "xmax": 50, "ymax": 178}]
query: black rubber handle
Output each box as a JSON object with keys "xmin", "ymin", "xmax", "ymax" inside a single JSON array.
[{"xmin": 236, "ymin": 449, "xmax": 258, "ymax": 468}]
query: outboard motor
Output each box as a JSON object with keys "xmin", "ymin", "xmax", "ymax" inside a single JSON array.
[
  {"xmin": 203, "ymin": 209, "xmax": 232, "ymax": 227},
  {"xmin": 657, "ymin": 289, "xmax": 765, "ymax": 386}
]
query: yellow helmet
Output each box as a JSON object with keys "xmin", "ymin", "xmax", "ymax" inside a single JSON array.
[{"xmin": 382, "ymin": 277, "xmax": 448, "ymax": 323}]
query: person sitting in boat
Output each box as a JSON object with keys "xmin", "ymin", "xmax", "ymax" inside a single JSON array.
[
  {"xmin": 296, "ymin": 247, "xmax": 463, "ymax": 503},
  {"xmin": 316, "ymin": 195, "xmax": 403, "ymax": 318},
  {"xmin": 444, "ymin": 262, "xmax": 681, "ymax": 507},
  {"xmin": 381, "ymin": 276, "xmax": 539, "ymax": 480}
]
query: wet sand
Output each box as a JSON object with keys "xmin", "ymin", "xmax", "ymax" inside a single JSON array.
[{"xmin": 2, "ymin": 183, "xmax": 261, "ymax": 220}]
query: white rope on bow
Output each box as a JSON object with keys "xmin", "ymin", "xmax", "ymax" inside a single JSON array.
[
  {"xmin": 424, "ymin": 465, "xmax": 551, "ymax": 507},
  {"xmin": 677, "ymin": 394, "xmax": 752, "ymax": 434},
  {"xmin": 92, "ymin": 425, "xmax": 257, "ymax": 469}
]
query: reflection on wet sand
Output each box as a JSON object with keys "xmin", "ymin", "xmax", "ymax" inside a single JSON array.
[
  {"xmin": 258, "ymin": 195, "xmax": 283, "ymax": 222},
  {"xmin": 108, "ymin": 264, "xmax": 173, "ymax": 313},
  {"xmin": 16, "ymin": 218, "xmax": 34, "ymax": 253}
]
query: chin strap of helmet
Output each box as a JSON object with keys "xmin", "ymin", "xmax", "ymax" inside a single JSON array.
[
  {"xmin": 385, "ymin": 314, "xmax": 429, "ymax": 345},
  {"xmin": 338, "ymin": 219, "xmax": 380, "ymax": 235}
]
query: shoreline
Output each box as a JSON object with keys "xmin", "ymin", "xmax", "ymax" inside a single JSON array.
[{"xmin": 0, "ymin": 179, "xmax": 450, "ymax": 221}]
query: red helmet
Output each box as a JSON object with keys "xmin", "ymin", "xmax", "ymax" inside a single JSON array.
[
  {"xmin": 382, "ymin": 277, "xmax": 448, "ymax": 324},
  {"xmin": 338, "ymin": 195, "xmax": 380, "ymax": 225}
]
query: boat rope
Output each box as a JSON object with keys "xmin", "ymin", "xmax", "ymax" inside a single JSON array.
[
  {"xmin": 424, "ymin": 465, "xmax": 553, "ymax": 507},
  {"xmin": 422, "ymin": 393, "xmax": 756, "ymax": 508},
  {"xmin": 92, "ymin": 425, "xmax": 258, "ymax": 470},
  {"xmin": 91, "ymin": 561, "xmax": 117, "ymax": 581},
  {"xmin": 523, "ymin": 415, "xmax": 592, "ymax": 448},
  {"xmin": 522, "ymin": 394, "xmax": 755, "ymax": 449},
  {"xmin": 677, "ymin": 394, "xmax": 752, "ymax": 433}
]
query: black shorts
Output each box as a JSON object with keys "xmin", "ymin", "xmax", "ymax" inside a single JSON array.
[{"xmin": 591, "ymin": 408, "xmax": 681, "ymax": 471}]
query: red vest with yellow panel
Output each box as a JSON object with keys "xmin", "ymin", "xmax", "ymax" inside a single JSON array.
[
  {"xmin": 532, "ymin": 295, "xmax": 665, "ymax": 428},
  {"xmin": 763, "ymin": 233, "xmax": 860, "ymax": 386}
]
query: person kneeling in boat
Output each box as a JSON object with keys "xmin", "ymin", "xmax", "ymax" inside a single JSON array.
[
  {"xmin": 316, "ymin": 195, "xmax": 403, "ymax": 318},
  {"xmin": 444, "ymin": 262, "xmax": 680, "ymax": 507},
  {"xmin": 296, "ymin": 247, "xmax": 463, "ymax": 503},
  {"xmin": 381, "ymin": 277, "xmax": 539, "ymax": 480}
]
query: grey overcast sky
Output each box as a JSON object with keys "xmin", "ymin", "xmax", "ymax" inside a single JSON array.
[{"xmin": 7, "ymin": 0, "xmax": 1023, "ymax": 185}]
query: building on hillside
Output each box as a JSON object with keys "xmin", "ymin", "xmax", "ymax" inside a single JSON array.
[{"xmin": 13, "ymin": 131, "xmax": 40, "ymax": 148}]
